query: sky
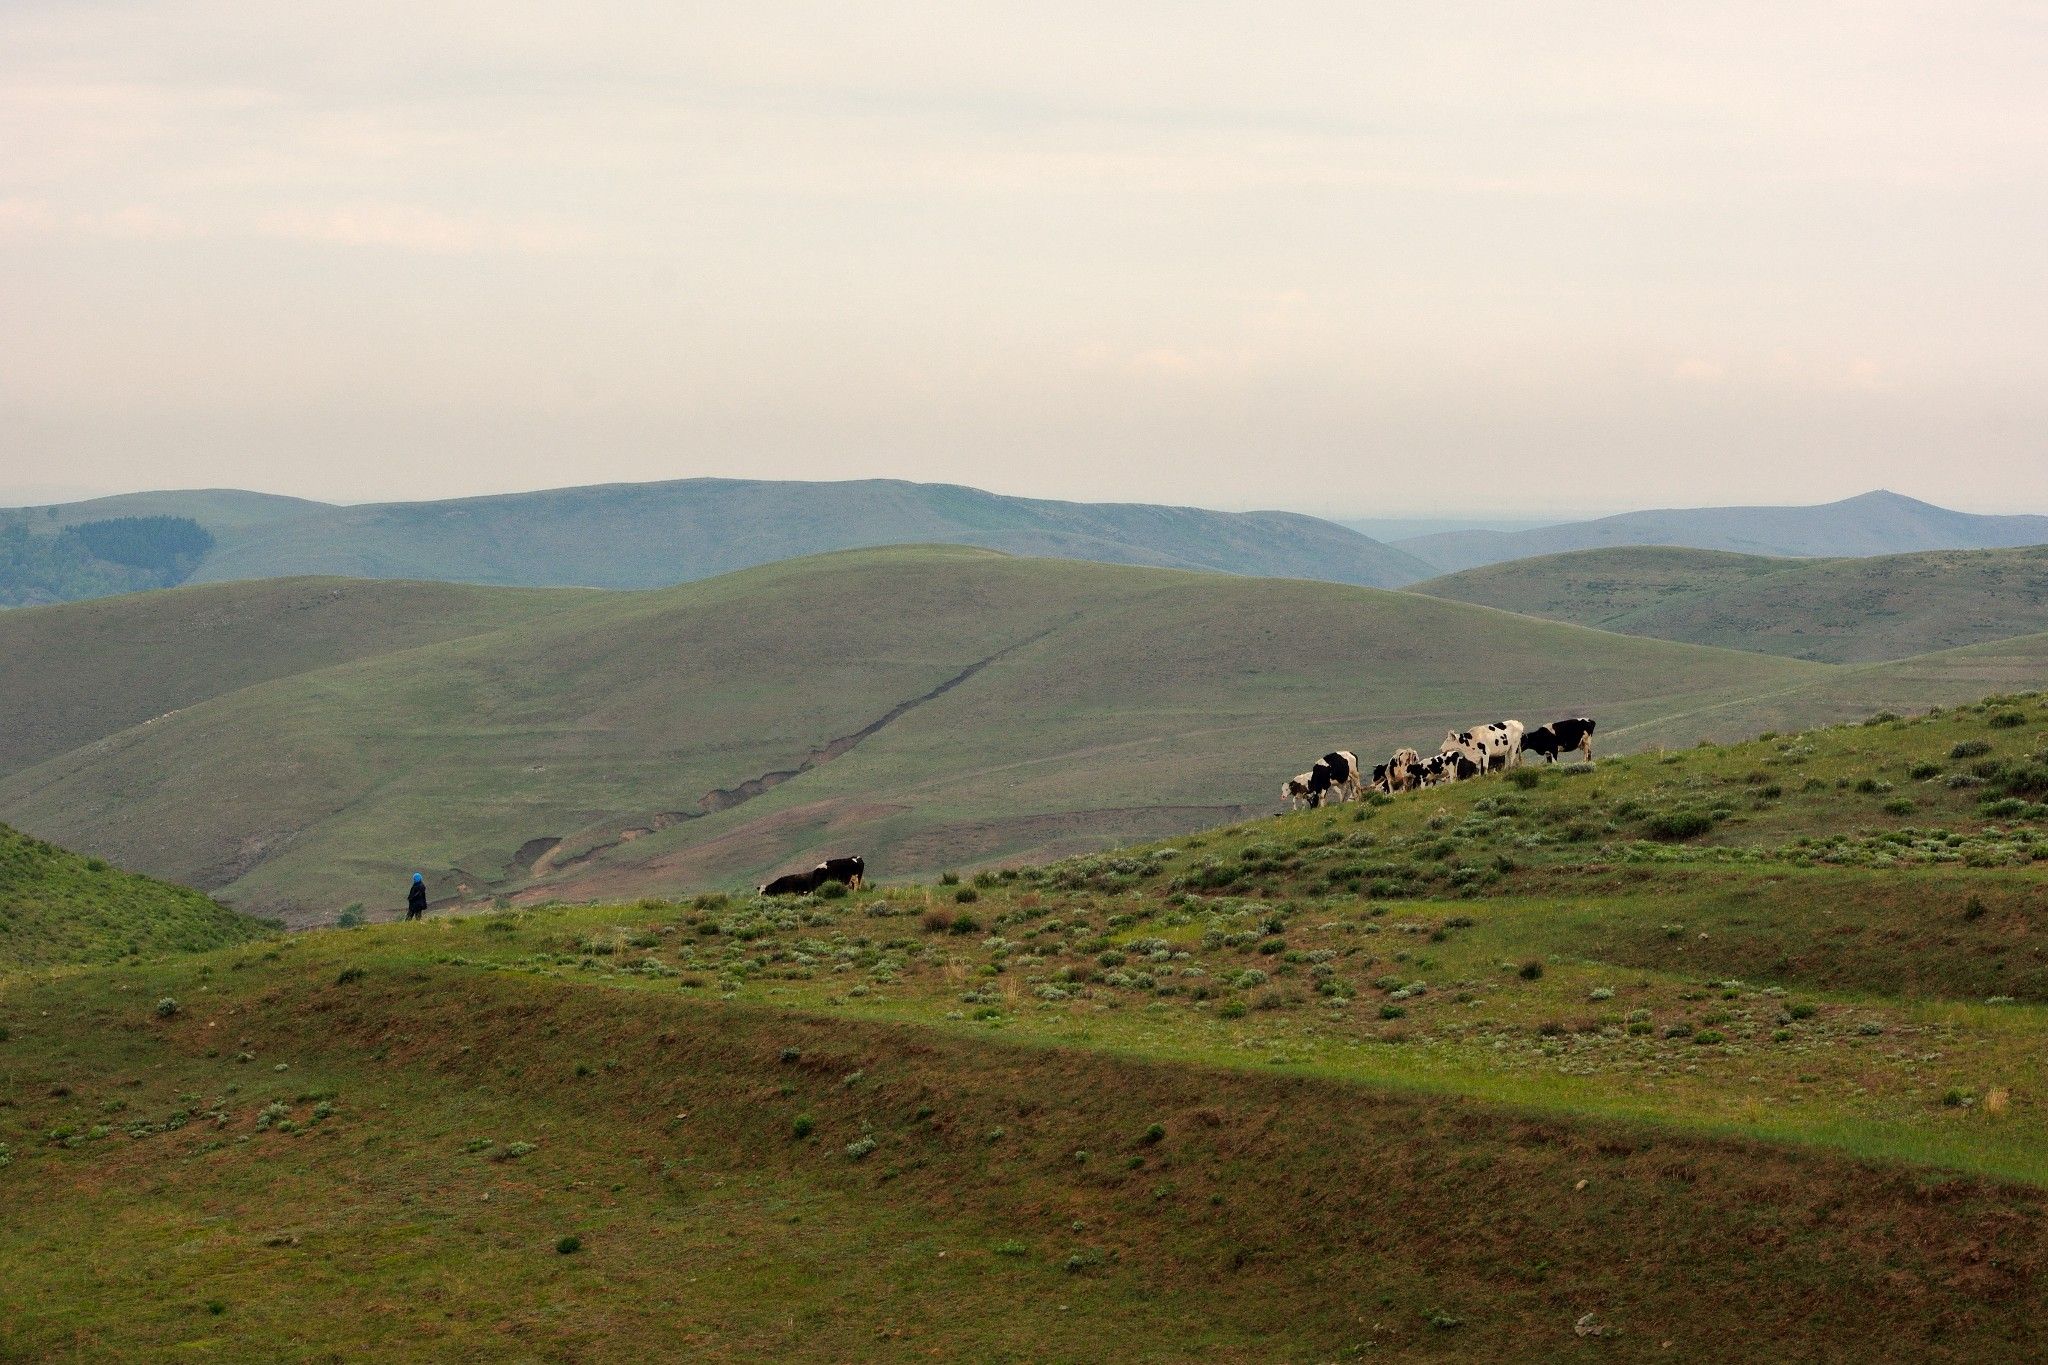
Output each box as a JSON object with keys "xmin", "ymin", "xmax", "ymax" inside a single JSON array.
[{"xmin": 3, "ymin": 2, "xmax": 2044, "ymax": 517}]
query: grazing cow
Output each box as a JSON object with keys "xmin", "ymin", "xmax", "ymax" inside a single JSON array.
[
  {"xmin": 759, "ymin": 868, "xmax": 820, "ymax": 896},
  {"xmin": 1550, "ymin": 717, "xmax": 1596, "ymax": 761},
  {"xmin": 1282, "ymin": 773, "xmax": 1314, "ymax": 810},
  {"xmin": 1306, "ymin": 750, "xmax": 1362, "ymax": 807},
  {"xmin": 1367, "ymin": 762, "xmax": 1390, "ymax": 794},
  {"xmin": 1460, "ymin": 719, "xmax": 1525, "ymax": 772},
  {"xmin": 1386, "ymin": 747, "xmax": 1423, "ymax": 793},
  {"xmin": 1522, "ymin": 724, "xmax": 1561, "ymax": 763},
  {"xmin": 815, "ymin": 855, "xmax": 865, "ymax": 891}
]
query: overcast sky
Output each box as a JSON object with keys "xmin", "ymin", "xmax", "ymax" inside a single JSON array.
[{"xmin": 3, "ymin": 2, "xmax": 2044, "ymax": 516}]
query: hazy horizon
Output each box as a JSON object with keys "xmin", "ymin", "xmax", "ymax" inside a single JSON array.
[{"xmin": 5, "ymin": 3, "xmax": 2044, "ymax": 515}]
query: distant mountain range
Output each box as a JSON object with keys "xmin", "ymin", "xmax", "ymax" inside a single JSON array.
[
  {"xmin": 8, "ymin": 481, "xmax": 2046, "ymax": 607},
  {"xmin": 1395, "ymin": 490, "xmax": 2048, "ymax": 573},
  {"xmin": 1, "ymin": 479, "xmax": 1431, "ymax": 603}
]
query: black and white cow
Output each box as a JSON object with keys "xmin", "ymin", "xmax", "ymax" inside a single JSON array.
[
  {"xmin": 1461, "ymin": 719, "xmax": 1525, "ymax": 772},
  {"xmin": 1282, "ymin": 773, "xmax": 1314, "ymax": 810},
  {"xmin": 1386, "ymin": 747, "xmax": 1423, "ymax": 793},
  {"xmin": 816, "ymin": 855, "xmax": 865, "ymax": 891},
  {"xmin": 1524, "ymin": 717, "xmax": 1596, "ymax": 763},
  {"xmin": 1306, "ymin": 750, "xmax": 1362, "ymax": 807},
  {"xmin": 759, "ymin": 868, "xmax": 821, "ymax": 896},
  {"xmin": 1368, "ymin": 762, "xmax": 1390, "ymax": 794}
]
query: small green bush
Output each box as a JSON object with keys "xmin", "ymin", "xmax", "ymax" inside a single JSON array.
[
  {"xmin": 953, "ymin": 887, "xmax": 980, "ymax": 905},
  {"xmin": 1952, "ymin": 739, "xmax": 1993, "ymax": 759},
  {"xmin": 1643, "ymin": 809, "xmax": 1714, "ymax": 840},
  {"xmin": 1789, "ymin": 1003, "xmax": 1817, "ymax": 1020},
  {"xmin": 1517, "ymin": 960, "xmax": 1544, "ymax": 981},
  {"xmin": 1379, "ymin": 1004, "xmax": 1406, "ymax": 1020},
  {"xmin": 154, "ymin": 997, "xmax": 179, "ymax": 1019},
  {"xmin": 792, "ymin": 1114, "xmax": 814, "ymax": 1139},
  {"xmin": 556, "ymin": 1235, "xmax": 581, "ymax": 1255},
  {"xmin": 1692, "ymin": 1030, "xmax": 1725, "ymax": 1046},
  {"xmin": 1989, "ymin": 711, "xmax": 2027, "ymax": 729}
]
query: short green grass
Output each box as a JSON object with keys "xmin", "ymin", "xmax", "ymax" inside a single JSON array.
[
  {"xmin": 5, "ymin": 694, "xmax": 2048, "ymax": 1358},
  {"xmin": 0, "ymin": 822, "xmax": 271, "ymax": 969}
]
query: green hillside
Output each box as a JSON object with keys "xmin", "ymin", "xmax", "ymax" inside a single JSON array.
[
  {"xmin": 4, "ymin": 697, "xmax": 2047, "ymax": 1359},
  {"xmin": 0, "ymin": 577, "xmax": 586, "ymax": 776},
  {"xmin": 1418, "ymin": 544, "xmax": 2048, "ymax": 663},
  {"xmin": 0, "ymin": 822, "xmax": 270, "ymax": 969},
  {"xmin": 1401, "ymin": 488, "xmax": 2048, "ymax": 573},
  {"xmin": 0, "ymin": 548, "xmax": 1825, "ymax": 922}
]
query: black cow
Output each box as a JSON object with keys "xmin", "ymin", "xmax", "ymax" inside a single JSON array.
[
  {"xmin": 816, "ymin": 855, "xmax": 865, "ymax": 890},
  {"xmin": 1525, "ymin": 717, "xmax": 1596, "ymax": 763},
  {"xmin": 1368, "ymin": 763, "xmax": 1390, "ymax": 794},
  {"xmin": 759, "ymin": 868, "xmax": 821, "ymax": 896},
  {"xmin": 1305, "ymin": 750, "xmax": 1362, "ymax": 807}
]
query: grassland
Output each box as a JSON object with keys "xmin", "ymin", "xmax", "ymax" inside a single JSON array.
[
  {"xmin": 1417, "ymin": 543, "xmax": 2048, "ymax": 662},
  {"xmin": 0, "ymin": 822, "xmax": 270, "ymax": 968},
  {"xmin": 4, "ymin": 695, "xmax": 2047, "ymax": 1359},
  {"xmin": 0, "ymin": 548, "xmax": 1829, "ymax": 921},
  {"xmin": 7, "ymin": 548, "xmax": 2047, "ymax": 923}
]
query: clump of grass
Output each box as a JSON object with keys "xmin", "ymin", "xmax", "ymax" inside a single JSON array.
[
  {"xmin": 334, "ymin": 966, "xmax": 365, "ymax": 986},
  {"xmin": 954, "ymin": 887, "xmax": 980, "ymax": 905},
  {"xmin": 844, "ymin": 1135, "xmax": 877, "ymax": 1160},
  {"xmin": 555, "ymin": 1235, "xmax": 581, "ymax": 1255},
  {"xmin": 792, "ymin": 1114, "xmax": 814, "ymax": 1139},
  {"xmin": 919, "ymin": 908, "xmax": 952, "ymax": 934},
  {"xmin": 154, "ymin": 997, "xmax": 179, "ymax": 1018},
  {"xmin": 1517, "ymin": 960, "xmax": 1544, "ymax": 981}
]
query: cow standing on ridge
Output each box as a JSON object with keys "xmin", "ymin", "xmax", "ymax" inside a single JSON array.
[{"xmin": 1305, "ymin": 751, "xmax": 1363, "ymax": 807}]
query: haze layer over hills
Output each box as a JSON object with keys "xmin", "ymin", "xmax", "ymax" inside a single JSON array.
[{"xmin": 1397, "ymin": 490, "xmax": 2048, "ymax": 573}]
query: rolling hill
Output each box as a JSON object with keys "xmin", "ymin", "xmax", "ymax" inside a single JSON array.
[
  {"xmin": 1399, "ymin": 489, "xmax": 2048, "ymax": 573},
  {"xmin": 0, "ymin": 577, "xmax": 587, "ymax": 776},
  {"xmin": 1415, "ymin": 543, "xmax": 2048, "ymax": 663},
  {"xmin": 0, "ymin": 547, "xmax": 1828, "ymax": 922},
  {"xmin": 0, "ymin": 821, "xmax": 269, "ymax": 969},
  {"xmin": 5, "ymin": 697, "xmax": 2048, "ymax": 1359},
  {"xmin": 5, "ymin": 477, "xmax": 1435, "ymax": 599}
]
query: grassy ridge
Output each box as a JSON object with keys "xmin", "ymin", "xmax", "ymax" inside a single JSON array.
[
  {"xmin": 0, "ymin": 822, "xmax": 269, "ymax": 968},
  {"xmin": 0, "ymin": 549, "xmax": 1827, "ymax": 920},
  {"xmin": 5, "ymin": 697, "xmax": 2048, "ymax": 1358},
  {"xmin": 1417, "ymin": 544, "xmax": 2048, "ymax": 663}
]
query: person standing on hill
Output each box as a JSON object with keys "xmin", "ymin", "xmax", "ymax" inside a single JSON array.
[{"xmin": 406, "ymin": 873, "xmax": 428, "ymax": 921}]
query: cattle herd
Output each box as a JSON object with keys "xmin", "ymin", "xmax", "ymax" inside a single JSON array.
[
  {"xmin": 758, "ymin": 717, "xmax": 1595, "ymax": 895},
  {"xmin": 1283, "ymin": 716, "xmax": 1596, "ymax": 810}
]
